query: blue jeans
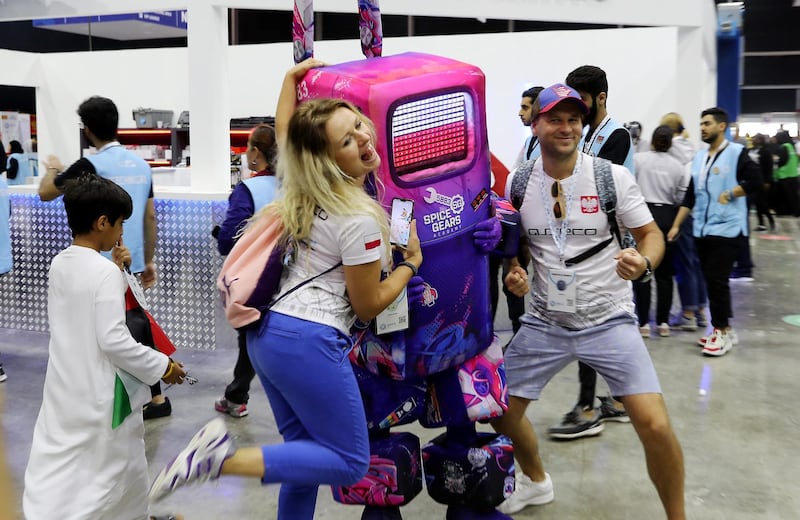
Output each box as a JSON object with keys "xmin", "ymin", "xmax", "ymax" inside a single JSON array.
[
  {"xmin": 247, "ymin": 312, "xmax": 369, "ymax": 520},
  {"xmin": 672, "ymin": 216, "xmax": 707, "ymax": 312}
]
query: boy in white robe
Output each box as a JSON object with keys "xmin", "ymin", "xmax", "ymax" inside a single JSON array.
[{"xmin": 23, "ymin": 175, "xmax": 186, "ymax": 520}]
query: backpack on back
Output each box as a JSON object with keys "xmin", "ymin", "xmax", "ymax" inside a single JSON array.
[{"xmin": 217, "ymin": 207, "xmax": 287, "ymax": 329}]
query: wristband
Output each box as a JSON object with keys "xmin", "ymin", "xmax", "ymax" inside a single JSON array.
[
  {"xmin": 162, "ymin": 360, "xmax": 174, "ymax": 379},
  {"xmin": 396, "ymin": 261, "xmax": 418, "ymax": 276}
]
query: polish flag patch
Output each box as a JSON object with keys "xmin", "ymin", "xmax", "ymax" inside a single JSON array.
[
  {"xmin": 581, "ymin": 196, "xmax": 600, "ymax": 213},
  {"xmin": 364, "ymin": 232, "xmax": 382, "ymax": 250}
]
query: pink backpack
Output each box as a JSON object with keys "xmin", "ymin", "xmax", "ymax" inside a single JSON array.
[{"xmin": 217, "ymin": 207, "xmax": 340, "ymax": 329}]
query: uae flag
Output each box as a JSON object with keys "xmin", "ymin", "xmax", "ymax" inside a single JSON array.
[{"xmin": 112, "ymin": 287, "xmax": 177, "ymax": 429}]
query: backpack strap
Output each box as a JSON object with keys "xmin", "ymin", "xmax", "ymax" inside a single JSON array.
[
  {"xmin": 510, "ymin": 159, "xmax": 536, "ymax": 210},
  {"xmin": 592, "ymin": 157, "xmax": 622, "ymax": 246},
  {"xmin": 260, "ymin": 260, "xmax": 343, "ymax": 316},
  {"xmin": 592, "ymin": 157, "xmax": 636, "ymax": 249}
]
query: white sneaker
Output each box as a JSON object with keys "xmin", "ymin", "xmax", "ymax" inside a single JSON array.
[
  {"xmin": 702, "ymin": 329, "xmax": 732, "ymax": 357},
  {"xmin": 640, "ymin": 323, "xmax": 651, "ymax": 338},
  {"xmin": 496, "ymin": 472, "xmax": 554, "ymax": 515},
  {"xmin": 149, "ymin": 418, "xmax": 233, "ymax": 502},
  {"xmin": 698, "ymin": 327, "xmax": 738, "ymax": 346},
  {"xmin": 657, "ymin": 322, "xmax": 670, "ymax": 337}
]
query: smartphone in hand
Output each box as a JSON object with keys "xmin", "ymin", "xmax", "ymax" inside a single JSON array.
[{"xmin": 390, "ymin": 197, "xmax": 414, "ymax": 248}]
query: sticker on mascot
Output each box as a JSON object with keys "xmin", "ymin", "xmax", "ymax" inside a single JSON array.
[
  {"xmin": 422, "ymin": 187, "xmax": 464, "ymax": 239},
  {"xmin": 422, "ymin": 282, "xmax": 438, "ymax": 307}
]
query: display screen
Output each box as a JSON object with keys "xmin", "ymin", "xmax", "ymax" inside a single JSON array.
[{"xmin": 389, "ymin": 92, "xmax": 469, "ymax": 175}]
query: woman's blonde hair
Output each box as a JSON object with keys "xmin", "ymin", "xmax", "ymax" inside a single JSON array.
[
  {"xmin": 257, "ymin": 98, "xmax": 390, "ymax": 257},
  {"xmin": 659, "ymin": 112, "xmax": 689, "ymax": 139}
]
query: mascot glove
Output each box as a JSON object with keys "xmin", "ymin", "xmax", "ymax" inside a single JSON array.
[
  {"xmin": 473, "ymin": 216, "xmax": 502, "ymax": 253},
  {"xmin": 407, "ymin": 275, "xmax": 426, "ymax": 306}
]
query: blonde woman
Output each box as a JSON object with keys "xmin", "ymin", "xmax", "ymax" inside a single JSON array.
[{"xmin": 149, "ymin": 59, "xmax": 422, "ymax": 520}]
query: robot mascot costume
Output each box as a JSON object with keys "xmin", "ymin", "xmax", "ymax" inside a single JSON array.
[{"xmin": 293, "ymin": 2, "xmax": 520, "ymax": 519}]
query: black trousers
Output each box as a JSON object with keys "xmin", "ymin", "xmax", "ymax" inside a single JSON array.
[
  {"xmin": 490, "ymin": 254, "xmax": 525, "ymax": 334},
  {"xmin": 224, "ymin": 329, "xmax": 256, "ymax": 404},
  {"xmin": 634, "ymin": 204, "xmax": 678, "ymax": 326},
  {"xmin": 695, "ymin": 235, "xmax": 746, "ymax": 330}
]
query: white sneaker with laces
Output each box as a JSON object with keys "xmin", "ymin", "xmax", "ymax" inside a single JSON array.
[
  {"xmin": 149, "ymin": 418, "xmax": 233, "ymax": 502},
  {"xmin": 702, "ymin": 329, "xmax": 732, "ymax": 357},
  {"xmin": 496, "ymin": 472, "xmax": 554, "ymax": 515},
  {"xmin": 698, "ymin": 327, "xmax": 738, "ymax": 346}
]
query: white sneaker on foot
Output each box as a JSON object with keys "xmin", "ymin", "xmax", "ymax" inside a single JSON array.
[
  {"xmin": 702, "ymin": 329, "xmax": 733, "ymax": 357},
  {"xmin": 149, "ymin": 418, "xmax": 233, "ymax": 502},
  {"xmin": 496, "ymin": 472, "xmax": 554, "ymax": 515},
  {"xmin": 657, "ymin": 322, "xmax": 670, "ymax": 337},
  {"xmin": 698, "ymin": 327, "xmax": 738, "ymax": 346},
  {"xmin": 640, "ymin": 323, "xmax": 651, "ymax": 338}
]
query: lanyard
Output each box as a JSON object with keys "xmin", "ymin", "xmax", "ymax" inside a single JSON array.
[
  {"xmin": 582, "ymin": 115, "xmax": 611, "ymax": 155},
  {"xmin": 701, "ymin": 141, "xmax": 728, "ymax": 186},
  {"xmin": 539, "ymin": 154, "xmax": 582, "ymax": 265}
]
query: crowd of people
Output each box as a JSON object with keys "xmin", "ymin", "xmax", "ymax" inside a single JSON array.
[{"xmin": 1, "ymin": 55, "xmax": 799, "ymax": 520}]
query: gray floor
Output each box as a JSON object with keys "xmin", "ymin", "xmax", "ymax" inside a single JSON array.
[{"xmin": 2, "ymin": 215, "xmax": 800, "ymax": 520}]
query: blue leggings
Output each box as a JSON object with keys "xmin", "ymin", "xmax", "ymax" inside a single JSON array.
[{"xmin": 247, "ymin": 311, "xmax": 369, "ymax": 520}]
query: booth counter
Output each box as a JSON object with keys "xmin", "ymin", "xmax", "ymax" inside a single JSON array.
[{"xmin": 1, "ymin": 183, "xmax": 231, "ymax": 350}]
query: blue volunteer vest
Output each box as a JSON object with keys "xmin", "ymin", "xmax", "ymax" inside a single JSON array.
[
  {"xmin": 0, "ymin": 176, "xmax": 11, "ymax": 274},
  {"xmin": 581, "ymin": 117, "xmax": 635, "ymax": 175},
  {"xmin": 6, "ymin": 152, "xmax": 32, "ymax": 186},
  {"xmin": 87, "ymin": 144, "xmax": 152, "ymax": 273},
  {"xmin": 690, "ymin": 141, "xmax": 748, "ymax": 238},
  {"xmin": 242, "ymin": 175, "xmax": 278, "ymax": 211}
]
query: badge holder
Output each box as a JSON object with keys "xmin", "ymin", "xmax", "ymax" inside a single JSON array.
[{"xmin": 546, "ymin": 269, "xmax": 576, "ymax": 313}]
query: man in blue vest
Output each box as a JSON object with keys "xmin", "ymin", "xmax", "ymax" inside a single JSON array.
[
  {"xmin": 0, "ymin": 173, "xmax": 11, "ymax": 382},
  {"xmin": 39, "ymin": 96, "xmax": 169, "ymax": 417},
  {"xmin": 547, "ymin": 65, "xmax": 636, "ymax": 439},
  {"xmin": 667, "ymin": 107, "xmax": 761, "ymax": 357}
]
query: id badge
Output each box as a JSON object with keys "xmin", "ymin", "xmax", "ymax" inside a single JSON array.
[
  {"xmin": 375, "ymin": 287, "xmax": 410, "ymax": 334},
  {"xmin": 546, "ymin": 269, "xmax": 576, "ymax": 313},
  {"xmin": 124, "ymin": 269, "xmax": 148, "ymax": 309}
]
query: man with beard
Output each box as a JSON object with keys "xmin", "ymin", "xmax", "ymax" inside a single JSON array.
[
  {"xmin": 667, "ymin": 107, "xmax": 760, "ymax": 357},
  {"xmin": 546, "ymin": 65, "xmax": 636, "ymax": 440},
  {"xmin": 512, "ymin": 86, "xmax": 545, "ymax": 169},
  {"xmin": 492, "ymin": 83, "xmax": 684, "ymax": 519}
]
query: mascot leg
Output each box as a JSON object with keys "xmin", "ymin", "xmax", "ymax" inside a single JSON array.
[{"xmin": 423, "ymin": 424, "xmax": 515, "ymax": 520}]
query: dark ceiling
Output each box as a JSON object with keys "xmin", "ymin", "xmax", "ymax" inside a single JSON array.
[{"xmin": 1, "ymin": 1, "xmax": 798, "ymax": 116}]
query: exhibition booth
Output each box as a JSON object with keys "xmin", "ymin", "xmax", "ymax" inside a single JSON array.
[{"xmin": 0, "ymin": 0, "xmax": 717, "ymax": 348}]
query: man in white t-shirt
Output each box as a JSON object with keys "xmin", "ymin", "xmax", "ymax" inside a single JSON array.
[{"xmin": 491, "ymin": 83, "xmax": 685, "ymax": 519}]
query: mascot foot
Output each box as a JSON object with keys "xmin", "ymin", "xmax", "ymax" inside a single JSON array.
[
  {"xmin": 362, "ymin": 506, "xmax": 403, "ymax": 520},
  {"xmin": 445, "ymin": 505, "xmax": 513, "ymax": 520}
]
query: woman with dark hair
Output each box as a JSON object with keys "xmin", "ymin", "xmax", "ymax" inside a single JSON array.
[
  {"xmin": 633, "ymin": 125, "xmax": 690, "ymax": 338},
  {"xmin": 6, "ymin": 140, "xmax": 32, "ymax": 185},
  {"xmin": 213, "ymin": 123, "xmax": 279, "ymax": 418}
]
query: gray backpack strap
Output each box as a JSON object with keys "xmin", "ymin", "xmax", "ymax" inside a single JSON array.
[
  {"xmin": 510, "ymin": 159, "xmax": 536, "ymax": 210},
  {"xmin": 593, "ymin": 157, "xmax": 636, "ymax": 249}
]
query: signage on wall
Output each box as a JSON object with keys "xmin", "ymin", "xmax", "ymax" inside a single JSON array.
[{"xmin": 33, "ymin": 10, "xmax": 187, "ymax": 40}]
